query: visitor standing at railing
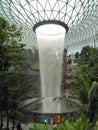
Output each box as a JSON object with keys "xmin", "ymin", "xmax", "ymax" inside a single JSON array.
[
  {"xmin": 50, "ymin": 116, "xmax": 54, "ymax": 126},
  {"xmin": 33, "ymin": 113, "xmax": 37, "ymax": 123},
  {"xmin": 55, "ymin": 114, "xmax": 61, "ymax": 124}
]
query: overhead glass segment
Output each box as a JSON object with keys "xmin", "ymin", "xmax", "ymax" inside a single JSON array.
[{"xmin": 0, "ymin": 0, "xmax": 98, "ymax": 52}]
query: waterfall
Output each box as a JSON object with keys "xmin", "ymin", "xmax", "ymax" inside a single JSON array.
[{"xmin": 36, "ymin": 24, "xmax": 65, "ymax": 113}]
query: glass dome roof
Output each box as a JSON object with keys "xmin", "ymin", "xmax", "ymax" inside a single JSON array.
[{"xmin": 0, "ymin": 0, "xmax": 98, "ymax": 53}]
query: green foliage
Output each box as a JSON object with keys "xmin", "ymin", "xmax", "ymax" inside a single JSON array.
[
  {"xmin": 93, "ymin": 126, "xmax": 98, "ymax": 130},
  {"xmin": 72, "ymin": 115, "xmax": 90, "ymax": 130},
  {"xmin": 87, "ymin": 81, "xmax": 98, "ymax": 123},
  {"xmin": 80, "ymin": 46, "xmax": 91, "ymax": 64},
  {"xmin": 0, "ymin": 17, "xmax": 41, "ymax": 130},
  {"xmin": 90, "ymin": 64, "xmax": 98, "ymax": 81},
  {"xmin": 77, "ymin": 87, "xmax": 88, "ymax": 104},
  {"xmin": 58, "ymin": 115, "xmax": 90, "ymax": 130},
  {"xmin": 29, "ymin": 115, "xmax": 91, "ymax": 130},
  {"xmin": 60, "ymin": 120, "xmax": 74, "ymax": 130},
  {"xmin": 69, "ymin": 46, "xmax": 98, "ymax": 123},
  {"xmin": 0, "ymin": 16, "xmax": 26, "ymax": 110},
  {"xmin": 29, "ymin": 123, "xmax": 48, "ymax": 130},
  {"xmin": 94, "ymin": 121, "xmax": 98, "ymax": 130},
  {"xmin": 75, "ymin": 52, "xmax": 80, "ymax": 58},
  {"xmin": 0, "ymin": 17, "xmax": 25, "ymax": 71}
]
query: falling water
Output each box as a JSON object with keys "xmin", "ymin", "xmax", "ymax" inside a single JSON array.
[{"xmin": 36, "ymin": 24, "xmax": 65, "ymax": 113}]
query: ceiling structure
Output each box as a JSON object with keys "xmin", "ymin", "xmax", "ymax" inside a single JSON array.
[{"xmin": 0, "ymin": 0, "xmax": 98, "ymax": 54}]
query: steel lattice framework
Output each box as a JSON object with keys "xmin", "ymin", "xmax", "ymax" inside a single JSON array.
[{"xmin": 0, "ymin": 0, "xmax": 98, "ymax": 53}]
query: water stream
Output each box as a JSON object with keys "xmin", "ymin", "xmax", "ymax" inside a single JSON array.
[{"xmin": 36, "ymin": 24, "xmax": 65, "ymax": 113}]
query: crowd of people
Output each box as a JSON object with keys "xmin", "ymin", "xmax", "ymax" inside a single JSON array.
[
  {"xmin": 0, "ymin": 114, "xmax": 61, "ymax": 130},
  {"xmin": 33, "ymin": 114, "xmax": 61, "ymax": 125}
]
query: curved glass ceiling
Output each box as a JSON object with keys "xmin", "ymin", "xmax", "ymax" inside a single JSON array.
[{"xmin": 0, "ymin": 0, "xmax": 98, "ymax": 53}]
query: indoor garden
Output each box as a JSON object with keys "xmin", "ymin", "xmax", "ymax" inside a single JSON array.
[{"xmin": 0, "ymin": 0, "xmax": 98, "ymax": 130}]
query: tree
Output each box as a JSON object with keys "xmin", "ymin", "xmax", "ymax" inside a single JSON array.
[
  {"xmin": 53, "ymin": 44, "xmax": 98, "ymax": 125},
  {"xmin": 0, "ymin": 16, "xmax": 26, "ymax": 129},
  {"xmin": 80, "ymin": 46, "xmax": 91, "ymax": 64},
  {"xmin": 75, "ymin": 52, "xmax": 80, "ymax": 59},
  {"xmin": 69, "ymin": 46, "xmax": 98, "ymax": 124},
  {"xmin": 0, "ymin": 17, "xmax": 41, "ymax": 129}
]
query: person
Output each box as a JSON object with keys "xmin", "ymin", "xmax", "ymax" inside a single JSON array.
[
  {"xmin": 57, "ymin": 114, "xmax": 61, "ymax": 124},
  {"xmin": 33, "ymin": 113, "xmax": 37, "ymax": 122},
  {"xmin": 44, "ymin": 118, "xmax": 47, "ymax": 124},
  {"xmin": 55, "ymin": 115, "xmax": 58, "ymax": 124},
  {"xmin": 50, "ymin": 116, "xmax": 54, "ymax": 126},
  {"xmin": 0, "ymin": 122, "xmax": 3, "ymax": 130},
  {"xmin": 55, "ymin": 114, "xmax": 61, "ymax": 124},
  {"xmin": 44, "ymin": 118, "xmax": 49, "ymax": 124},
  {"xmin": 16, "ymin": 122, "xmax": 22, "ymax": 130}
]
